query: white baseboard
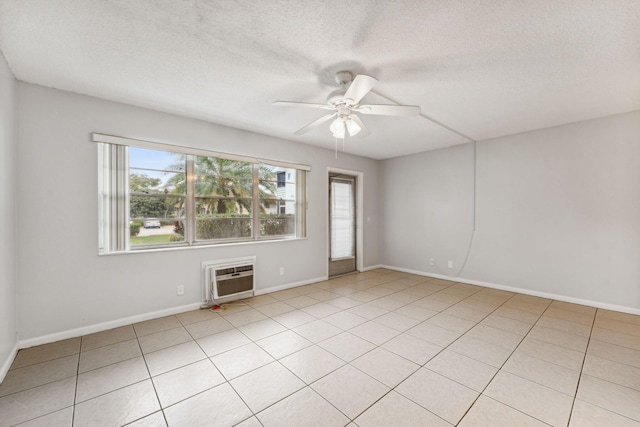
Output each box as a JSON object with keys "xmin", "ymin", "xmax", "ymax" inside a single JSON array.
[
  {"xmin": 17, "ymin": 302, "xmax": 203, "ymax": 350},
  {"xmin": 0, "ymin": 342, "xmax": 19, "ymax": 383},
  {"xmin": 14, "ymin": 276, "xmax": 328, "ymax": 354},
  {"xmin": 361, "ymin": 264, "xmax": 383, "ymax": 272},
  {"xmin": 11, "ymin": 265, "xmax": 640, "ymax": 369},
  {"xmin": 378, "ymin": 265, "xmax": 456, "ymax": 282},
  {"xmin": 379, "ymin": 265, "xmax": 640, "ymax": 316},
  {"xmin": 254, "ymin": 276, "xmax": 328, "ymax": 296}
]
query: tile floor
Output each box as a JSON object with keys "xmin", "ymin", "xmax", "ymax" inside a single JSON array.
[{"xmin": 1, "ymin": 269, "xmax": 640, "ymax": 426}]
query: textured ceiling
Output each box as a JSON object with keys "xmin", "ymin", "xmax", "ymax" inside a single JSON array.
[{"xmin": 1, "ymin": 0, "xmax": 639, "ymax": 159}]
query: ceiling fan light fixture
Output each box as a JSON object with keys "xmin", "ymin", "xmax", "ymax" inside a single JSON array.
[
  {"xmin": 345, "ymin": 116, "xmax": 361, "ymax": 136},
  {"xmin": 330, "ymin": 117, "xmax": 346, "ymax": 138},
  {"xmin": 274, "ymin": 70, "xmax": 419, "ymax": 140}
]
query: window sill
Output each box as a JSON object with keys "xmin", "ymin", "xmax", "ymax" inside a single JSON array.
[{"xmin": 98, "ymin": 236, "xmax": 308, "ymax": 256}]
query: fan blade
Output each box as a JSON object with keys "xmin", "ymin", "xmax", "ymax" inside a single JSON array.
[
  {"xmin": 354, "ymin": 104, "xmax": 421, "ymax": 116},
  {"xmin": 343, "ymin": 75, "xmax": 378, "ymax": 104},
  {"xmin": 293, "ymin": 113, "xmax": 337, "ymax": 135},
  {"xmin": 273, "ymin": 101, "xmax": 334, "ymax": 110},
  {"xmin": 350, "ymin": 115, "xmax": 370, "ymax": 138}
]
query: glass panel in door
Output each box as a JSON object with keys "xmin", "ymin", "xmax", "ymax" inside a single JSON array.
[{"xmin": 329, "ymin": 174, "xmax": 356, "ymax": 277}]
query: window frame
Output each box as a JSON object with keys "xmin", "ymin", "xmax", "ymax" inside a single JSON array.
[{"xmin": 94, "ymin": 133, "xmax": 309, "ymax": 254}]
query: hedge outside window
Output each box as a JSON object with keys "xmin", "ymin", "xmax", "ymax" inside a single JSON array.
[{"xmin": 96, "ymin": 136, "xmax": 308, "ymax": 253}]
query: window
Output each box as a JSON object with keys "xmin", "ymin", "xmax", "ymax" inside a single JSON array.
[
  {"xmin": 96, "ymin": 134, "xmax": 308, "ymax": 253},
  {"xmin": 129, "ymin": 148, "xmax": 186, "ymax": 246},
  {"xmin": 194, "ymin": 156, "xmax": 254, "ymax": 241}
]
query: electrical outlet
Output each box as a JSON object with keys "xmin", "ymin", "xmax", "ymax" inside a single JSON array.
[
  {"xmin": 447, "ymin": 260, "xmax": 453, "ymax": 269},
  {"xmin": 429, "ymin": 258, "xmax": 435, "ymax": 266},
  {"xmin": 177, "ymin": 285, "xmax": 184, "ymax": 295},
  {"xmin": 279, "ymin": 267, "xmax": 284, "ymax": 276}
]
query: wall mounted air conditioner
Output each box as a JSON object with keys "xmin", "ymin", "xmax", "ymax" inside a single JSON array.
[{"xmin": 202, "ymin": 256, "xmax": 256, "ymax": 304}]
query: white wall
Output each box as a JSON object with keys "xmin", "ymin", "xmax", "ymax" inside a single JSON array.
[
  {"xmin": 0, "ymin": 53, "xmax": 18, "ymax": 375},
  {"xmin": 379, "ymin": 143, "xmax": 476, "ymax": 273},
  {"xmin": 13, "ymin": 79, "xmax": 640, "ymax": 346},
  {"xmin": 380, "ymin": 111, "xmax": 640, "ymax": 312},
  {"xmin": 16, "ymin": 83, "xmax": 380, "ymax": 341}
]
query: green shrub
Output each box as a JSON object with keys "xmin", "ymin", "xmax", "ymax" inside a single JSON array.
[
  {"xmin": 168, "ymin": 234, "xmax": 184, "ymax": 242},
  {"xmin": 192, "ymin": 214, "xmax": 296, "ymax": 240},
  {"xmin": 130, "ymin": 222, "xmax": 141, "ymax": 237},
  {"xmin": 260, "ymin": 215, "xmax": 295, "ymax": 236},
  {"xmin": 196, "ymin": 215, "xmax": 252, "ymax": 240}
]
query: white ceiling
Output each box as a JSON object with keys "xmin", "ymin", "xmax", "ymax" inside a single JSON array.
[{"xmin": 1, "ymin": 1, "xmax": 639, "ymax": 159}]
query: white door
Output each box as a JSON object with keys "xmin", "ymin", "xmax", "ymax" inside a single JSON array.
[{"xmin": 329, "ymin": 173, "xmax": 357, "ymax": 277}]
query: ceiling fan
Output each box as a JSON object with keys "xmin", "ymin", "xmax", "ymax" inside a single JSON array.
[{"xmin": 273, "ymin": 71, "xmax": 421, "ymax": 138}]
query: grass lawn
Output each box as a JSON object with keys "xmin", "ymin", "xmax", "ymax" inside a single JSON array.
[{"xmin": 130, "ymin": 234, "xmax": 180, "ymax": 245}]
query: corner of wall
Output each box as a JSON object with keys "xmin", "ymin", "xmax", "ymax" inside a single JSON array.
[{"xmin": 0, "ymin": 49, "xmax": 19, "ymax": 382}]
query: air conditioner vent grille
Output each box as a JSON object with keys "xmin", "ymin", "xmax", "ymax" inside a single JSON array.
[
  {"xmin": 215, "ymin": 267, "xmax": 236, "ymax": 276},
  {"xmin": 203, "ymin": 257, "xmax": 256, "ymax": 304}
]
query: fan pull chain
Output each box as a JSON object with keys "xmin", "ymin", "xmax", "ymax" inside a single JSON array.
[{"xmin": 334, "ymin": 137, "xmax": 338, "ymax": 159}]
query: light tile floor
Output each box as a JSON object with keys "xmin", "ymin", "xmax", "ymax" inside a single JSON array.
[{"xmin": 2, "ymin": 269, "xmax": 640, "ymax": 426}]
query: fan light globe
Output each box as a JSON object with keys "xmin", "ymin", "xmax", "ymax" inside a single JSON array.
[
  {"xmin": 330, "ymin": 117, "xmax": 346, "ymax": 138},
  {"xmin": 330, "ymin": 116, "xmax": 362, "ymax": 138},
  {"xmin": 345, "ymin": 116, "xmax": 361, "ymax": 136}
]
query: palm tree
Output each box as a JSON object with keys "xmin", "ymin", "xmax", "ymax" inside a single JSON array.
[
  {"xmin": 163, "ymin": 155, "xmax": 287, "ymax": 239},
  {"xmin": 165, "ymin": 156, "xmax": 279, "ymax": 214},
  {"xmin": 195, "ymin": 157, "xmax": 253, "ymax": 214}
]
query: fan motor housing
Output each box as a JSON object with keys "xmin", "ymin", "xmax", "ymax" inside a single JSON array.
[{"xmin": 327, "ymin": 89, "xmax": 348, "ymax": 106}]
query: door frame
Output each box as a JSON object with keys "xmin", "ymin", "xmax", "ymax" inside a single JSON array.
[{"xmin": 326, "ymin": 167, "xmax": 364, "ymax": 277}]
